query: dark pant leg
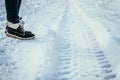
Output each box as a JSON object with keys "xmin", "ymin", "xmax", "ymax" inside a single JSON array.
[
  {"xmin": 18, "ymin": 0, "xmax": 22, "ymax": 14},
  {"xmin": 5, "ymin": 0, "xmax": 21, "ymax": 23}
]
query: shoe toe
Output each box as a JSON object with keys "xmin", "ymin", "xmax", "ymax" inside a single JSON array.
[{"xmin": 25, "ymin": 31, "xmax": 35, "ymax": 37}]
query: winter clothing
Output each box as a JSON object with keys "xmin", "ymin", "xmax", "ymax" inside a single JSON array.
[
  {"xmin": 5, "ymin": 21, "xmax": 35, "ymax": 40},
  {"xmin": 5, "ymin": 0, "xmax": 35, "ymax": 39},
  {"xmin": 5, "ymin": 0, "xmax": 22, "ymax": 23}
]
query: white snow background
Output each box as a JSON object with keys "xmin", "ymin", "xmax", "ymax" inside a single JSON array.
[{"xmin": 0, "ymin": 0, "xmax": 120, "ymax": 80}]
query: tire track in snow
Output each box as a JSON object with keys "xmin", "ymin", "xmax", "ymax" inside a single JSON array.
[
  {"xmin": 82, "ymin": 26, "xmax": 116, "ymax": 80},
  {"xmin": 51, "ymin": 4, "xmax": 78, "ymax": 80},
  {"xmin": 52, "ymin": 0, "xmax": 117, "ymax": 80},
  {"xmin": 69, "ymin": 0, "xmax": 117, "ymax": 79}
]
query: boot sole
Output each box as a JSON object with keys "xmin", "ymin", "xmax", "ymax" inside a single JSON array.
[{"xmin": 5, "ymin": 30, "xmax": 35, "ymax": 40}]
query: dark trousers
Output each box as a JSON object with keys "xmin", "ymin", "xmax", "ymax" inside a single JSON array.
[{"xmin": 5, "ymin": 0, "xmax": 22, "ymax": 23}]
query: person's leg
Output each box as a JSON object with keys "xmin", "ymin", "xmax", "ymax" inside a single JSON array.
[
  {"xmin": 5, "ymin": 0, "xmax": 35, "ymax": 40},
  {"xmin": 18, "ymin": 0, "xmax": 22, "ymax": 14},
  {"xmin": 5, "ymin": 0, "xmax": 19, "ymax": 23}
]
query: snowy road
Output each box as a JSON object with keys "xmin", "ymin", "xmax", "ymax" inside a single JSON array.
[{"xmin": 0, "ymin": 0, "xmax": 119, "ymax": 80}]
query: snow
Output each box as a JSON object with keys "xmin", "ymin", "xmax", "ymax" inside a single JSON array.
[{"xmin": 0, "ymin": 0, "xmax": 120, "ymax": 80}]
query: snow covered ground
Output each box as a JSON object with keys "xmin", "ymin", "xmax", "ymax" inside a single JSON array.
[{"xmin": 0, "ymin": 0, "xmax": 120, "ymax": 80}]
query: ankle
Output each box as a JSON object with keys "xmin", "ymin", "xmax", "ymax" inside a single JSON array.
[{"xmin": 6, "ymin": 21, "xmax": 20, "ymax": 29}]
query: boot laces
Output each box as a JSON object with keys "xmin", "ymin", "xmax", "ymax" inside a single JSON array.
[{"xmin": 19, "ymin": 25, "xmax": 25, "ymax": 33}]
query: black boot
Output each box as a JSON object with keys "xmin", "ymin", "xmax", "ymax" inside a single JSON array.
[{"xmin": 5, "ymin": 21, "xmax": 35, "ymax": 40}]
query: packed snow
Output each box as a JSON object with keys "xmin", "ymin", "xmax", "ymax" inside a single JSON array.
[{"xmin": 0, "ymin": 0, "xmax": 120, "ymax": 80}]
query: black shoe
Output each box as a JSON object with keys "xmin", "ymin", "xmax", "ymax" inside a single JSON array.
[{"xmin": 5, "ymin": 25, "xmax": 35, "ymax": 40}]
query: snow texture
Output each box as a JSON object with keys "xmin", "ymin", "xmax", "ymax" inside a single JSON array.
[{"xmin": 0, "ymin": 0, "xmax": 120, "ymax": 80}]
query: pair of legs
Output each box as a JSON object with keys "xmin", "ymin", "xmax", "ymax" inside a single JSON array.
[
  {"xmin": 5, "ymin": 0, "xmax": 35, "ymax": 40},
  {"xmin": 5, "ymin": 0, "xmax": 21, "ymax": 23}
]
